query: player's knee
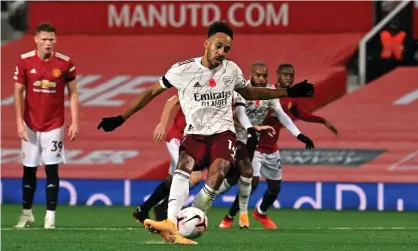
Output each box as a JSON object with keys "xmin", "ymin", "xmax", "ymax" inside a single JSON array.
[
  {"xmin": 190, "ymin": 171, "xmax": 202, "ymax": 186},
  {"xmin": 267, "ymin": 180, "xmax": 281, "ymax": 195},
  {"xmin": 23, "ymin": 166, "xmax": 37, "ymax": 178},
  {"xmin": 165, "ymin": 175, "xmax": 173, "ymax": 188},
  {"xmin": 23, "ymin": 166, "xmax": 37, "ymax": 187},
  {"xmin": 176, "ymin": 150, "xmax": 195, "ymax": 174},
  {"xmin": 213, "ymin": 159, "xmax": 231, "ymax": 179},
  {"xmin": 238, "ymin": 158, "xmax": 253, "ymax": 178},
  {"xmin": 206, "ymin": 159, "xmax": 231, "ymax": 189},
  {"xmin": 251, "ymin": 176, "xmax": 260, "ymax": 191},
  {"xmin": 45, "ymin": 164, "xmax": 59, "ymax": 183}
]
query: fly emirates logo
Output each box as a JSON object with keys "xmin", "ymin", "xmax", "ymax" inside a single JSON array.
[
  {"xmin": 33, "ymin": 80, "xmax": 57, "ymax": 94},
  {"xmin": 194, "ymin": 91, "xmax": 232, "ymax": 107}
]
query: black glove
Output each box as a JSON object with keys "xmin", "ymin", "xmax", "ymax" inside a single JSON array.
[
  {"xmin": 287, "ymin": 80, "xmax": 314, "ymax": 98},
  {"xmin": 97, "ymin": 115, "xmax": 125, "ymax": 132},
  {"xmin": 246, "ymin": 127, "xmax": 258, "ymax": 160},
  {"xmin": 297, "ymin": 134, "xmax": 315, "ymax": 149}
]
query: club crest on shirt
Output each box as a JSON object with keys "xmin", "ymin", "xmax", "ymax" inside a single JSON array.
[
  {"xmin": 223, "ymin": 76, "xmax": 232, "ymax": 87},
  {"xmin": 52, "ymin": 69, "xmax": 61, "ymax": 78}
]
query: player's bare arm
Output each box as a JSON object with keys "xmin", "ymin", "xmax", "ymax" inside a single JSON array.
[
  {"xmin": 273, "ymin": 101, "xmax": 315, "ymax": 149},
  {"xmin": 235, "ymin": 79, "xmax": 314, "ymax": 100},
  {"xmin": 254, "ymin": 125, "xmax": 276, "ymax": 137},
  {"xmin": 67, "ymin": 80, "xmax": 79, "ymax": 141},
  {"xmin": 154, "ymin": 95, "xmax": 180, "ymax": 143},
  {"xmin": 324, "ymin": 120, "xmax": 338, "ymax": 135},
  {"xmin": 97, "ymin": 82, "xmax": 166, "ymax": 132},
  {"xmin": 122, "ymin": 82, "xmax": 166, "ymax": 120},
  {"xmin": 14, "ymin": 82, "xmax": 28, "ymax": 141},
  {"xmin": 290, "ymin": 104, "xmax": 338, "ymax": 135}
]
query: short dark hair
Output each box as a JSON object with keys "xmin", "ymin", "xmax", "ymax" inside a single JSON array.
[
  {"xmin": 36, "ymin": 22, "xmax": 56, "ymax": 34},
  {"xmin": 277, "ymin": 63, "xmax": 293, "ymax": 71},
  {"xmin": 251, "ymin": 61, "xmax": 267, "ymax": 68},
  {"xmin": 208, "ymin": 21, "xmax": 233, "ymax": 39}
]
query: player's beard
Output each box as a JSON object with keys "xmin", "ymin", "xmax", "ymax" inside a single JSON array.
[{"xmin": 251, "ymin": 79, "xmax": 266, "ymax": 88}]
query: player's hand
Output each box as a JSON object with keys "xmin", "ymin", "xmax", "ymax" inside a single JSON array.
[
  {"xmin": 296, "ymin": 134, "xmax": 315, "ymax": 149},
  {"xmin": 97, "ymin": 115, "xmax": 125, "ymax": 132},
  {"xmin": 68, "ymin": 123, "xmax": 79, "ymax": 142},
  {"xmin": 153, "ymin": 123, "xmax": 167, "ymax": 143},
  {"xmin": 324, "ymin": 120, "xmax": 338, "ymax": 135},
  {"xmin": 246, "ymin": 127, "xmax": 259, "ymax": 156},
  {"xmin": 287, "ymin": 80, "xmax": 314, "ymax": 98},
  {"xmin": 17, "ymin": 123, "xmax": 28, "ymax": 141},
  {"xmin": 254, "ymin": 125, "xmax": 276, "ymax": 137}
]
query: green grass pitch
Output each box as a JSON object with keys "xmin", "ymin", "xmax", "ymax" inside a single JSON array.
[{"xmin": 2, "ymin": 205, "xmax": 418, "ymax": 251}]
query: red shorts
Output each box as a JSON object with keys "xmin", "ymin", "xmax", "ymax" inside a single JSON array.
[{"xmin": 180, "ymin": 130, "xmax": 237, "ymax": 170}]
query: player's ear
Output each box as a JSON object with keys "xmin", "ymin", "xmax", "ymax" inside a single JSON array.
[
  {"xmin": 34, "ymin": 35, "xmax": 38, "ymax": 44},
  {"xmin": 204, "ymin": 39, "xmax": 209, "ymax": 50}
]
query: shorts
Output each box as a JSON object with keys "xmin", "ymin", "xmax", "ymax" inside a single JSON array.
[
  {"xmin": 180, "ymin": 130, "xmax": 237, "ymax": 170},
  {"xmin": 21, "ymin": 125, "xmax": 65, "ymax": 167},
  {"xmin": 252, "ymin": 150, "xmax": 282, "ymax": 180},
  {"xmin": 166, "ymin": 138, "xmax": 181, "ymax": 175}
]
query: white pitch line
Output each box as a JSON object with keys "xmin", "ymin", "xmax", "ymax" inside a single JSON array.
[{"xmin": 2, "ymin": 227, "xmax": 418, "ymax": 231}]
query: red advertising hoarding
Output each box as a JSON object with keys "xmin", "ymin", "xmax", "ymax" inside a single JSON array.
[{"xmin": 29, "ymin": 1, "xmax": 373, "ymax": 34}]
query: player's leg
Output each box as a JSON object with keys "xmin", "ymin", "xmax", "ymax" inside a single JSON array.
[
  {"xmin": 134, "ymin": 175, "xmax": 172, "ymax": 222},
  {"xmin": 192, "ymin": 131, "xmax": 237, "ymax": 214},
  {"xmin": 219, "ymin": 150, "xmax": 262, "ymax": 228},
  {"xmin": 144, "ymin": 134, "xmax": 207, "ymax": 245},
  {"xmin": 235, "ymin": 145, "xmax": 253, "ymax": 228},
  {"xmin": 218, "ymin": 165, "xmax": 239, "ymax": 193},
  {"xmin": 192, "ymin": 158, "xmax": 232, "ymax": 212},
  {"xmin": 134, "ymin": 138, "xmax": 179, "ymax": 222},
  {"xmin": 252, "ymin": 150, "xmax": 282, "ymax": 229},
  {"xmin": 153, "ymin": 171, "xmax": 202, "ymax": 221},
  {"xmin": 15, "ymin": 126, "xmax": 40, "ymax": 228},
  {"xmin": 144, "ymin": 150, "xmax": 198, "ymax": 244},
  {"xmin": 40, "ymin": 126, "xmax": 65, "ymax": 229}
]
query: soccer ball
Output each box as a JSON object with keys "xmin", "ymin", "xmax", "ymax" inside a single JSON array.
[{"xmin": 177, "ymin": 207, "xmax": 208, "ymax": 239}]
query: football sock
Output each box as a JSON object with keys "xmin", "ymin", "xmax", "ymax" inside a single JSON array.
[
  {"xmin": 218, "ymin": 179, "xmax": 232, "ymax": 194},
  {"xmin": 141, "ymin": 181, "xmax": 170, "ymax": 212},
  {"xmin": 22, "ymin": 166, "xmax": 37, "ymax": 210},
  {"xmin": 228, "ymin": 187, "xmax": 257, "ymax": 217},
  {"xmin": 259, "ymin": 190, "xmax": 278, "ymax": 214},
  {"xmin": 238, "ymin": 176, "xmax": 252, "ymax": 213},
  {"xmin": 167, "ymin": 170, "xmax": 190, "ymax": 223},
  {"xmin": 154, "ymin": 196, "xmax": 169, "ymax": 221},
  {"xmin": 192, "ymin": 183, "xmax": 218, "ymax": 214},
  {"xmin": 45, "ymin": 164, "xmax": 59, "ymax": 211}
]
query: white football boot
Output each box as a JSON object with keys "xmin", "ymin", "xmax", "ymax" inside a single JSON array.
[
  {"xmin": 44, "ymin": 210, "xmax": 56, "ymax": 229},
  {"xmin": 14, "ymin": 210, "xmax": 35, "ymax": 228}
]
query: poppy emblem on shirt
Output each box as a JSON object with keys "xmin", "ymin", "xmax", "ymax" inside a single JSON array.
[
  {"xmin": 208, "ymin": 78, "xmax": 216, "ymax": 87},
  {"xmin": 52, "ymin": 69, "xmax": 61, "ymax": 78}
]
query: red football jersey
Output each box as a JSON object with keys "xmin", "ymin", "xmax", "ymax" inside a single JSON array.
[
  {"xmin": 257, "ymin": 97, "xmax": 325, "ymax": 153},
  {"xmin": 14, "ymin": 50, "xmax": 77, "ymax": 132},
  {"xmin": 166, "ymin": 108, "xmax": 186, "ymax": 142}
]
